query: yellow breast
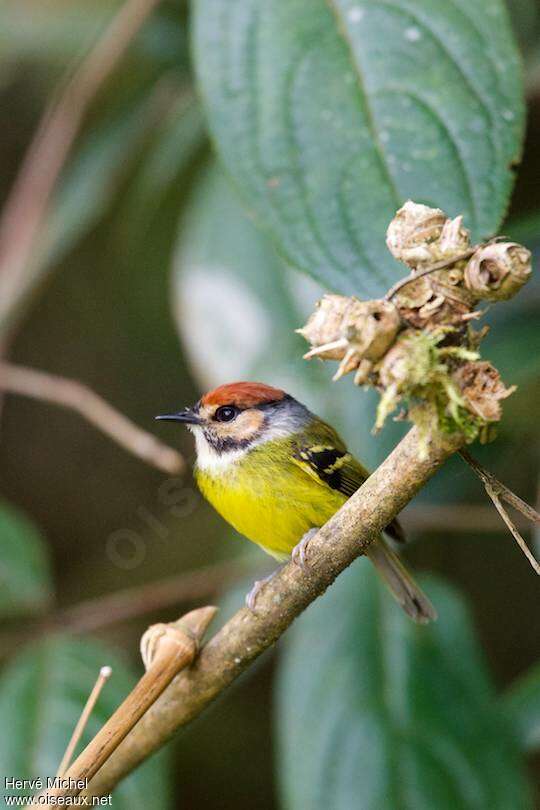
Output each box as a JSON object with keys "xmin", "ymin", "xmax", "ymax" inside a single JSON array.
[{"xmin": 195, "ymin": 442, "xmax": 346, "ymax": 560}]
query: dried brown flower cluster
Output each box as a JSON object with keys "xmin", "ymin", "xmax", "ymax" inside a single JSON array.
[
  {"xmin": 300, "ymin": 296, "xmax": 400, "ymax": 384},
  {"xmin": 298, "ymin": 201, "xmax": 531, "ymax": 448}
]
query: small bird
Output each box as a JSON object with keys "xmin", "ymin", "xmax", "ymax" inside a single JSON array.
[{"xmin": 157, "ymin": 382, "xmax": 436, "ymax": 623}]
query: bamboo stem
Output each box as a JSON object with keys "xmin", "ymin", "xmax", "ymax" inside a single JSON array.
[{"xmin": 35, "ymin": 607, "xmax": 217, "ymax": 804}]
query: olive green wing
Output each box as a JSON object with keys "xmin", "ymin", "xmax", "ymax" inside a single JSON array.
[{"xmin": 291, "ymin": 421, "xmax": 405, "ymax": 543}]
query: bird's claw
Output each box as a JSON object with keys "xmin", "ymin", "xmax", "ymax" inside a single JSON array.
[
  {"xmin": 291, "ymin": 528, "xmax": 318, "ymax": 571},
  {"xmin": 245, "ymin": 530, "xmax": 319, "ymax": 611},
  {"xmin": 245, "ymin": 572, "xmax": 276, "ymax": 612}
]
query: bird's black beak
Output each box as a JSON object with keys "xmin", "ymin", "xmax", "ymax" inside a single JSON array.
[{"xmin": 155, "ymin": 408, "xmax": 202, "ymax": 425}]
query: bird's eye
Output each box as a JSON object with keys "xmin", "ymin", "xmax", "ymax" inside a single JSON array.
[{"xmin": 215, "ymin": 405, "xmax": 238, "ymax": 422}]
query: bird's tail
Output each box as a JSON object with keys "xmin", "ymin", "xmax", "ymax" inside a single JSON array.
[{"xmin": 365, "ymin": 538, "xmax": 437, "ymax": 624}]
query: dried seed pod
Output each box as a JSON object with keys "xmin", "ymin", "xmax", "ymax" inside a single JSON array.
[
  {"xmin": 386, "ymin": 201, "xmax": 470, "ymax": 268},
  {"xmin": 453, "ymin": 361, "xmax": 516, "ymax": 422},
  {"xmin": 464, "ymin": 242, "xmax": 531, "ymax": 301},
  {"xmin": 345, "ymin": 299, "xmax": 401, "ymax": 361},
  {"xmin": 438, "ymin": 215, "xmax": 470, "ymax": 258},
  {"xmin": 394, "ymin": 274, "xmax": 475, "ymax": 329},
  {"xmin": 299, "ymin": 296, "xmax": 400, "ymax": 383},
  {"xmin": 297, "ymin": 294, "xmax": 355, "ymax": 359}
]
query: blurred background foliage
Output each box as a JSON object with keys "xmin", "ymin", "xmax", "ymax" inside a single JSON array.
[{"xmin": 0, "ymin": 0, "xmax": 539, "ymax": 807}]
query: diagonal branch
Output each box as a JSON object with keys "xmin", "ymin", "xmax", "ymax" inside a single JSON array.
[
  {"xmin": 0, "ymin": 362, "xmax": 184, "ymax": 474},
  {"xmin": 0, "ymin": 0, "xmax": 162, "ymax": 336},
  {"xmin": 54, "ymin": 560, "xmax": 244, "ymax": 635},
  {"xmin": 82, "ymin": 424, "xmax": 463, "ymax": 800}
]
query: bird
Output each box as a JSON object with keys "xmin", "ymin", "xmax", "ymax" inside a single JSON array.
[{"xmin": 156, "ymin": 381, "xmax": 436, "ymax": 623}]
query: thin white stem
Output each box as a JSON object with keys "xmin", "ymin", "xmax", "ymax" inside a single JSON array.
[{"xmin": 57, "ymin": 666, "xmax": 112, "ymax": 778}]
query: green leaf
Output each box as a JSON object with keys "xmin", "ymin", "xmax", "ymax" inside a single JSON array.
[
  {"xmin": 121, "ymin": 95, "xmax": 205, "ymax": 239},
  {"xmin": 193, "ymin": 0, "xmax": 524, "ymax": 295},
  {"xmin": 503, "ymin": 660, "xmax": 540, "ymax": 752},
  {"xmin": 2, "ymin": 93, "xmax": 178, "ymax": 334},
  {"xmin": 0, "ymin": 636, "xmax": 172, "ymax": 808},
  {"xmin": 42, "ymin": 97, "xmax": 166, "ymax": 270},
  {"xmin": 276, "ymin": 566, "xmax": 532, "ymax": 809},
  {"xmin": 172, "ymin": 163, "xmax": 406, "ymax": 467},
  {"xmin": 0, "ymin": 500, "xmax": 52, "ymax": 619}
]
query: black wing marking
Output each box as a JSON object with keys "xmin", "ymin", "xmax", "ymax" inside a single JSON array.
[
  {"xmin": 292, "ymin": 443, "xmax": 406, "ymax": 543},
  {"xmin": 292, "ymin": 444, "xmax": 365, "ymax": 497}
]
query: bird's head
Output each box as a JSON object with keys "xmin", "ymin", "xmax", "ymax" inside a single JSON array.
[{"xmin": 156, "ymin": 382, "xmax": 309, "ymax": 468}]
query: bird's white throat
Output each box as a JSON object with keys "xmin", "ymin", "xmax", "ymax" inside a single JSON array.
[{"xmin": 193, "ymin": 429, "xmax": 248, "ymax": 471}]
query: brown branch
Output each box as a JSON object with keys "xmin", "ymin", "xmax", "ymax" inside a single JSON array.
[
  {"xmin": 0, "ymin": 362, "xmax": 185, "ymax": 475},
  {"xmin": 459, "ymin": 449, "xmax": 540, "ymax": 574},
  {"xmin": 36, "ymin": 607, "xmax": 217, "ymax": 804},
  {"xmin": 81, "ymin": 424, "xmax": 463, "ymax": 800},
  {"xmin": 0, "ymin": 0, "xmax": 162, "ymax": 336},
  {"xmin": 385, "ymin": 248, "xmax": 477, "ymax": 301},
  {"xmin": 54, "ymin": 560, "xmax": 245, "ymax": 635}
]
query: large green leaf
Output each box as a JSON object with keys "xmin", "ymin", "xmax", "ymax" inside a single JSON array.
[
  {"xmin": 41, "ymin": 100, "xmax": 158, "ymax": 270},
  {"xmin": 503, "ymin": 660, "xmax": 540, "ymax": 752},
  {"xmin": 193, "ymin": 0, "xmax": 524, "ymax": 295},
  {"xmin": 0, "ymin": 500, "xmax": 52, "ymax": 619},
  {"xmin": 121, "ymin": 96, "xmax": 205, "ymax": 239},
  {"xmin": 276, "ymin": 566, "xmax": 531, "ymax": 809},
  {"xmin": 0, "ymin": 637, "xmax": 172, "ymax": 808}
]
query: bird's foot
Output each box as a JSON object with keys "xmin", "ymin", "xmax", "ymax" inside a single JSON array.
[
  {"xmin": 291, "ymin": 528, "xmax": 319, "ymax": 571},
  {"xmin": 245, "ymin": 571, "xmax": 278, "ymax": 613}
]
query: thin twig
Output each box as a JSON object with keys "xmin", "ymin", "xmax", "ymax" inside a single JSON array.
[
  {"xmin": 0, "ymin": 362, "xmax": 185, "ymax": 474},
  {"xmin": 57, "ymin": 666, "xmax": 113, "ymax": 778},
  {"xmin": 459, "ymin": 449, "xmax": 540, "ymax": 522},
  {"xmin": 385, "ymin": 249, "xmax": 477, "ymax": 301},
  {"xmin": 36, "ymin": 608, "xmax": 217, "ymax": 804},
  {"xmin": 81, "ymin": 425, "xmax": 463, "ymax": 800},
  {"xmin": 459, "ymin": 449, "xmax": 540, "ymax": 574},
  {"xmin": 55, "ymin": 560, "xmax": 245, "ymax": 634},
  {"xmin": 0, "ymin": 0, "xmax": 163, "ymax": 335},
  {"xmin": 485, "ymin": 484, "xmax": 540, "ymax": 575}
]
